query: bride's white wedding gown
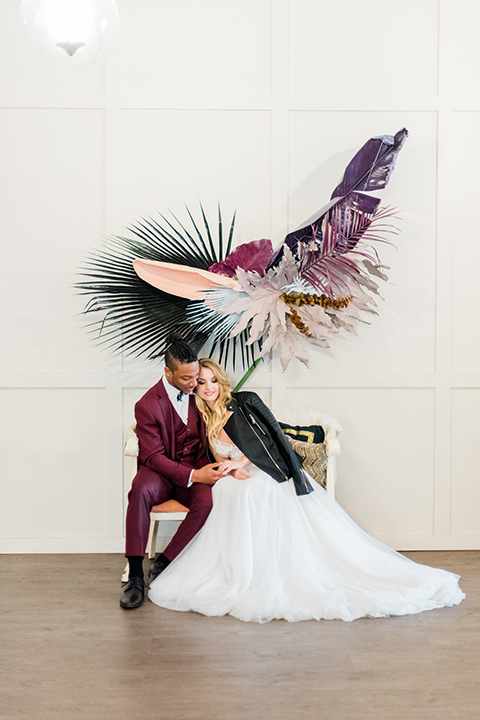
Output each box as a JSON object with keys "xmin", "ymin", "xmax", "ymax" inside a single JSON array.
[{"xmin": 148, "ymin": 439, "xmax": 465, "ymax": 623}]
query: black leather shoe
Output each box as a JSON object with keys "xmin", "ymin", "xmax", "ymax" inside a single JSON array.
[
  {"xmin": 120, "ymin": 576, "xmax": 145, "ymax": 609},
  {"xmin": 148, "ymin": 554, "xmax": 171, "ymax": 585}
]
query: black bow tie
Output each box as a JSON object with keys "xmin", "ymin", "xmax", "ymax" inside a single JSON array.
[{"xmin": 176, "ymin": 391, "xmax": 185, "ymax": 402}]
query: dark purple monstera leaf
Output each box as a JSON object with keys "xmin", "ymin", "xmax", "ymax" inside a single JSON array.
[{"xmin": 209, "ymin": 238, "xmax": 273, "ymax": 278}]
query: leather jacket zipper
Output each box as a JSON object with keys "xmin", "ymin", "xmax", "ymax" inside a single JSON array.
[
  {"xmin": 249, "ymin": 413, "xmax": 267, "ymax": 434},
  {"xmin": 240, "ymin": 407, "xmax": 288, "ymax": 481}
]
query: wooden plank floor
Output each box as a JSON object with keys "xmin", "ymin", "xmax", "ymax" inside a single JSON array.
[{"xmin": 1, "ymin": 552, "xmax": 479, "ymax": 720}]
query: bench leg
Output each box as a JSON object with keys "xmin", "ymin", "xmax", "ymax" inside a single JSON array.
[
  {"xmin": 326, "ymin": 456, "xmax": 336, "ymax": 498},
  {"xmin": 146, "ymin": 518, "xmax": 159, "ymax": 559}
]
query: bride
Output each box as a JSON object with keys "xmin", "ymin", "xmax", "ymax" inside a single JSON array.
[{"xmin": 148, "ymin": 358, "xmax": 465, "ymax": 622}]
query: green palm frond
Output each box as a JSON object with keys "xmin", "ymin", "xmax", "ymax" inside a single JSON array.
[{"xmin": 76, "ymin": 204, "xmax": 260, "ymax": 368}]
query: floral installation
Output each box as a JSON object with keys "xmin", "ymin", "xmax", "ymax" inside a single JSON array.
[{"xmin": 77, "ymin": 128, "xmax": 408, "ymax": 371}]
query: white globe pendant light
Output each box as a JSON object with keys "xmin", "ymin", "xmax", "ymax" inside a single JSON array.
[{"xmin": 19, "ymin": 0, "xmax": 119, "ymax": 70}]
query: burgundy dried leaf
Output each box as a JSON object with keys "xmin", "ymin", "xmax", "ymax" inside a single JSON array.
[{"xmin": 209, "ymin": 238, "xmax": 273, "ymax": 278}]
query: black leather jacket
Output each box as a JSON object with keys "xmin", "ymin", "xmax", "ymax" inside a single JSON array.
[{"xmin": 224, "ymin": 391, "xmax": 313, "ymax": 496}]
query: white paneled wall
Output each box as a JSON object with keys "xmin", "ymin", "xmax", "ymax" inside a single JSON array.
[{"xmin": 0, "ymin": 0, "xmax": 479, "ymax": 552}]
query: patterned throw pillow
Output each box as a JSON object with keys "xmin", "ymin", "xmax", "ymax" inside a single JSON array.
[
  {"xmin": 285, "ymin": 436, "xmax": 328, "ymax": 488},
  {"xmin": 279, "ymin": 422, "xmax": 325, "ymax": 444}
]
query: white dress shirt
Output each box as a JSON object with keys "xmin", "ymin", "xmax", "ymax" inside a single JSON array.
[{"xmin": 161, "ymin": 374, "xmax": 190, "ymax": 424}]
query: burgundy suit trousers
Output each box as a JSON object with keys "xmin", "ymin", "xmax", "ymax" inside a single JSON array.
[{"xmin": 125, "ymin": 464, "xmax": 213, "ymax": 560}]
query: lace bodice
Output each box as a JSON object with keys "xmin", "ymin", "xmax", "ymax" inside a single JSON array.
[{"xmin": 212, "ymin": 437, "xmax": 244, "ymax": 461}]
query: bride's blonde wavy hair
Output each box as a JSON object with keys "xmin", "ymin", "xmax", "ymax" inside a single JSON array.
[{"xmin": 195, "ymin": 358, "xmax": 233, "ymax": 446}]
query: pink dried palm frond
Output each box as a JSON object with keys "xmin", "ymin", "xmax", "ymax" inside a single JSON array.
[{"xmin": 298, "ymin": 204, "xmax": 399, "ymax": 297}]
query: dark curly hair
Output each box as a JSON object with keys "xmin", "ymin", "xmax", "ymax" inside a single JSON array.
[{"xmin": 164, "ymin": 333, "xmax": 198, "ymax": 370}]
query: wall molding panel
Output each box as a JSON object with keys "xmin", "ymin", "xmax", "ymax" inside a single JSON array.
[{"xmin": 0, "ymin": 0, "xmax": 478, "ymax": 553}]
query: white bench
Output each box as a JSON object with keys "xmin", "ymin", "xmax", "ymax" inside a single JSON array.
[{"xmin": 123, "ymin": 410, "xmax": 342, "ymax": 572}]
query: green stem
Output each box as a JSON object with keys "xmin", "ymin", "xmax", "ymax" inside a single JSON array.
[{"xmin": 233, "ymin": 358, "xmax": 262, "ymax": 392}]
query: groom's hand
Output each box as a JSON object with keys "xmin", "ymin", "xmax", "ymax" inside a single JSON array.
[{"xmin": 191, "ymin": 463, "xmax": 224, "ymax": 485}]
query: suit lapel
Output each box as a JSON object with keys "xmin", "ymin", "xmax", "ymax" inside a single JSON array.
[{"xmin": 153, "ymin": 379, "xmax": 177, "ymax": 455}]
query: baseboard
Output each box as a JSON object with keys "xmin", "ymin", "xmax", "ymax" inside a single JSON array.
[
  {"xmin": 374, "ymin": 534, "xmax": 480, "ymax": 551},
  {"xmin": 1, "ymin": 534, "xmax": 480, "ymax": 554},
  {"xmin": 0, "ymin": 538, "xmax": 126, "ymax": 553}
]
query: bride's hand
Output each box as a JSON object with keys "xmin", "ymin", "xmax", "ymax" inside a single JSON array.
[
  {"xmin": 230, "ymin": 468, "xmax": 251, "ymax": 480},
  {"xmin": 217, "ymin": 459, "xmax": 245, "ymax": 475}
]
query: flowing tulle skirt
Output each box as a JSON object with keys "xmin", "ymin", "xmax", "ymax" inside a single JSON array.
[{"xmin": 148, "ymin": 466, "xmax": 465, "ymax": 623}]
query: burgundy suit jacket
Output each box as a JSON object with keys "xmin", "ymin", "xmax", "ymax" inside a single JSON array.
[{"xmin": 134, "ymin": 379, "xmax": 209, "ymax": 488}]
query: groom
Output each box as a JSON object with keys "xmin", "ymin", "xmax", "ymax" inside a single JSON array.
[{"xmin": 120, "ymin": 334, "xmax": 224, "ymax": 609}]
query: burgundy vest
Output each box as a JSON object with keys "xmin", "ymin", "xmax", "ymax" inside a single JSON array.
[{"xmin": 171, "ymin": 402, "xmax": 203, "ymax": 465}]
